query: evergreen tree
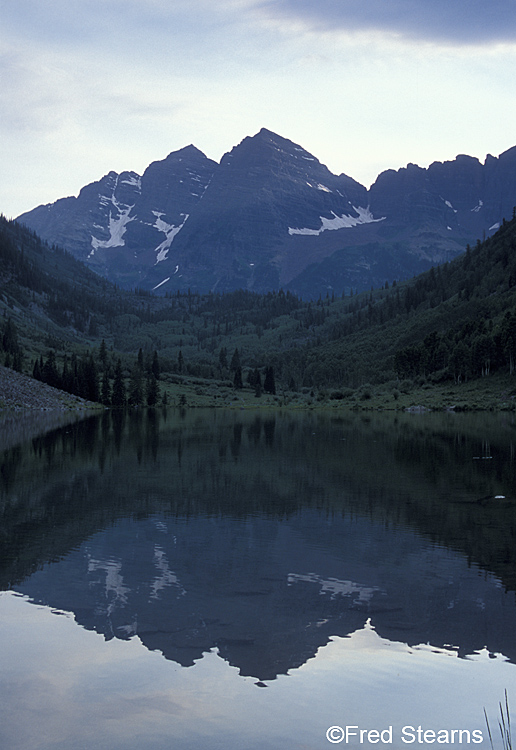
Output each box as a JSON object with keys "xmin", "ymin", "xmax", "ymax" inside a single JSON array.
[
  {"xmin": 146, "ymin": 373, "xmax": 160, "ymax": 406},
  {"xmin": 230, "ymin": 347, "xmax": 241, "ymax": 372},
  {"xmin": 32, "ymin": 358, "xmax": 42, "ymax": 381},
  {"xmin": 42, "ymin": 350, "xmax": 60, "ymax": 389},
  {"xmin": 69, "ymin": 353, "xmax": 80, "ymax": 396},
  {"xmin": 61, "ymin": 355, "xmax": 73, "ymax": 393},
  {"xmin": 99, "ymin": 339, "xmax": 108, "ymax": 371},
  {"xmin": 263, "ymin": 366, "xmax": 276, "ymax": 394},
  {"xmin": 218, "ymin": 347, "xmax": 228, "ymax": 373},
  {"xmin": 2, "ymin": 317, "xmax": 18, "ymax": 356},
  {"xmin": 111, "ymin": 359, "xmax": 126, "ymax": 408},
  {"xmin": 233, "ymin": 366, "xmax": 243, "ymax": 389},
  {"xmin": 79, "ymin": 354, "xmax": 99, "ymax": 402},
  {"xmin": 12, "ymin": 348, "xmax": 22, "ymax": 373},
  {"xmin": 2, "ymin": 317, "xmax": 22, "ymax": 371},
  {"xmin": 151, "ymin": 350, "xmax": 160, "ymax": 380},
  {"xmin": 128, "ymin": 356, "xmax": 145, "ymax": 406},
  {"xmin": 101, "ymin": 369, "xmax": 112, "ymax": 406}
]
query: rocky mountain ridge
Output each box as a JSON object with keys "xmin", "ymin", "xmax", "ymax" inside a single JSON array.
[{"xmin": 17, "ymin": 129, "xmax": 516, "ymax": 297}]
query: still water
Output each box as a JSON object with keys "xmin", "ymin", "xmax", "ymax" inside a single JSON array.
[{"xmin": 1, "ymin": 408, "xmax": 516, "ymax": 749}]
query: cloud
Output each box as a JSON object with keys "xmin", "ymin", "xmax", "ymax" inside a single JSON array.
[
  {"xmin": 0, "ymin": 51, "xmax": 74, "ymax": 134},
  {"xmin": 252, "ymin": 0, "xmax": 516, "ymax": 46}
]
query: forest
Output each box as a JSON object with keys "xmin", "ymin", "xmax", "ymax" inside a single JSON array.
[{"xmin": 1, "ymin": 211, "xmax": 516, "ymax": 408}]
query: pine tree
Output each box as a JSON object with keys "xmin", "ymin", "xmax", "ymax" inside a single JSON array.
[
  {"xmin": 32, "ymin": 358, "xmax": 42, "ymax": 381},
  {"xmin": 111, "ymin": 359, "xmax": 126, "ymax": 407},
  {"xmin": 146, "ymin": 373, "xmax": 160, "ymax": 406},
  {"xmin": 42, "ymin": 350, "xmax": 60, "ymax": 389},
  {"xmin": 2, "ymin": 317, "xmax": 22, "ymax": 371},
  {"xmin": 218, "ymin": 347, "xmax": 228, "ymax": 372},
  {"xmin": 233, "ymin": 366, "xmax": 243, "ymax": 389},
  {"xmin": 99, "ymin": 339, "xmax": 108, "ymax": 371},
  {"xmin": 230, "ymin": 347, "xmax": 241, "ymax": 372},
  {"xmin": 263, "ymin": 366, "xmax": 276, "ymax": 395},
  {"xmin": 101, "ymin": 369, "xmax": 112, "ymax": 406},
  {"xmin": 129, "ymin": 359, "xmax": 145, "ymax": 406},
  {"xmin": 151, "ymin": 351, "xmax": 160, "ymax": 380},
  {"xmin": 61, "ymin": 355, "xmax": 73, "ymax": 393},
  {"xmin": 80, "ymin": 354, "xmax": 99, "ymax": 402},
  {"xmin": 2, "ymin": 318, "xmax": 18, "ymax": 355}
]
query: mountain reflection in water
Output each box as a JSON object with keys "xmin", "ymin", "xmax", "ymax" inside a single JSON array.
[{"xmin": 2, "ymin": 408, "xmax": 516, "ymax": 684}]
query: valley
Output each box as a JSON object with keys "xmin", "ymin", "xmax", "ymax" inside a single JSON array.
[{"xmin": 1, "ymin": 200, "xmax": 516, "ymax": 410}]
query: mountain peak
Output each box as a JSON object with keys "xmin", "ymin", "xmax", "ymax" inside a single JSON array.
[
  {"xmin": 226, "ymin": 128, "xmax": 319, "ymax": 166},
  {"xmin": 257, "ymin": 127, "xmax": 281, "ymax": 139},
  {"xmin": 164, "ymin": 144, "xmax": 208, "ymax": 161}
]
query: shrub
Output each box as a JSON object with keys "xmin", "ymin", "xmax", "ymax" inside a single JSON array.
[
  {"xmin": 330, "ymin": 388, "xmax": 354, "ymax": 400},
  {"xmin": 360, "ymin": 384, "xmax": 373, "ymax": 400}
]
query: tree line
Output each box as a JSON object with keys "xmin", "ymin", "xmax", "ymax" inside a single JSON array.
[{"xmin": 32, "ymin": 343, "xmax": 163, "ymax": 407}]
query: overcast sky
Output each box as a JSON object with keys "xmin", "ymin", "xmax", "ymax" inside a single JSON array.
[{"xmin": 2, "ymin": 0, "xmax": 516, "ymax": 218}]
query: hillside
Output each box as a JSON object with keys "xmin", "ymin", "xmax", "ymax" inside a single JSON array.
[
  {"xmin": 1, "ymin": 211, "xmax": 516, "ymax": 410},
  {"xmin": 0, "ymin": 365, "xmax": 98, "ymax": 411}
]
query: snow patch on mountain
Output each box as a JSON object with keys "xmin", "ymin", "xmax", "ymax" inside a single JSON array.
[
  {"xmin": 90, "ymin": 203, "xmax": 135, "ymax": 256},
  {"xmin": 121, "ymin": 174, "xmax": 141, "ymax": 190},
  {"xmin": 89, "ymin": 174, "xmax": 139, "ymax": 256},
  {"xmin": 153, "ymin": 277, "xmax": 170, "ymax": 290},
  {"xmin": 442, "ymin": 197, "xmax": 458, "ymax": 213},
  {"xmin": 288, "ymin": 206, "xmax": 385, "ymax": 236},
  {"xmin": 153, "ymin": 212, "xmax": 189, "ymax": 264},
  {"xmin": 305, "ymin": 181, "xmax": 332, "ymax": 193}
]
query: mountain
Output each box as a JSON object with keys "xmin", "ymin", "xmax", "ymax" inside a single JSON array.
[
  {"xmin": 17, "ymin": 146, "xmax": 217, "ymax": 289},
  {"xmin": 143, "ymin": 129, "xmax": 370, "ymax": 294},
  {"xmin": 16, "ymin": 129, "xmax": 516, "ymax": 297}
]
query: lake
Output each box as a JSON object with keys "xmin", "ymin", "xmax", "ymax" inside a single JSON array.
[{"xmin": 1, "ymin": 408, "xmax": 516, "ymax": 749}]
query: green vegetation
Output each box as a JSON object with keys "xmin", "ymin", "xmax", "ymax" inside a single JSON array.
[{"xmin": 2, "ymin": 211, "xmax": 516, "ymax": 410}]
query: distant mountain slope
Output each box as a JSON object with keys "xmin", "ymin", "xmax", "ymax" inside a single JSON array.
[
  {"xmin": 17, "ymin": 129, "xmax": 516, "ymax": 297},
  {"xmin": 17, "ymin": 147, "xmax": 217, "ymax": 289},
  {"xmin": 0, "ymin": 214, "xmax": 139, "ymax": 354},
  {"xmin": 144, "ymin": 129, "xmax": 371, "ymax": 293}
]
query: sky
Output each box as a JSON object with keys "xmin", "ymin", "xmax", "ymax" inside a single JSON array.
[{"xmin": 2, "ymin": 0, "xmax": 516, "ymax": 218}]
